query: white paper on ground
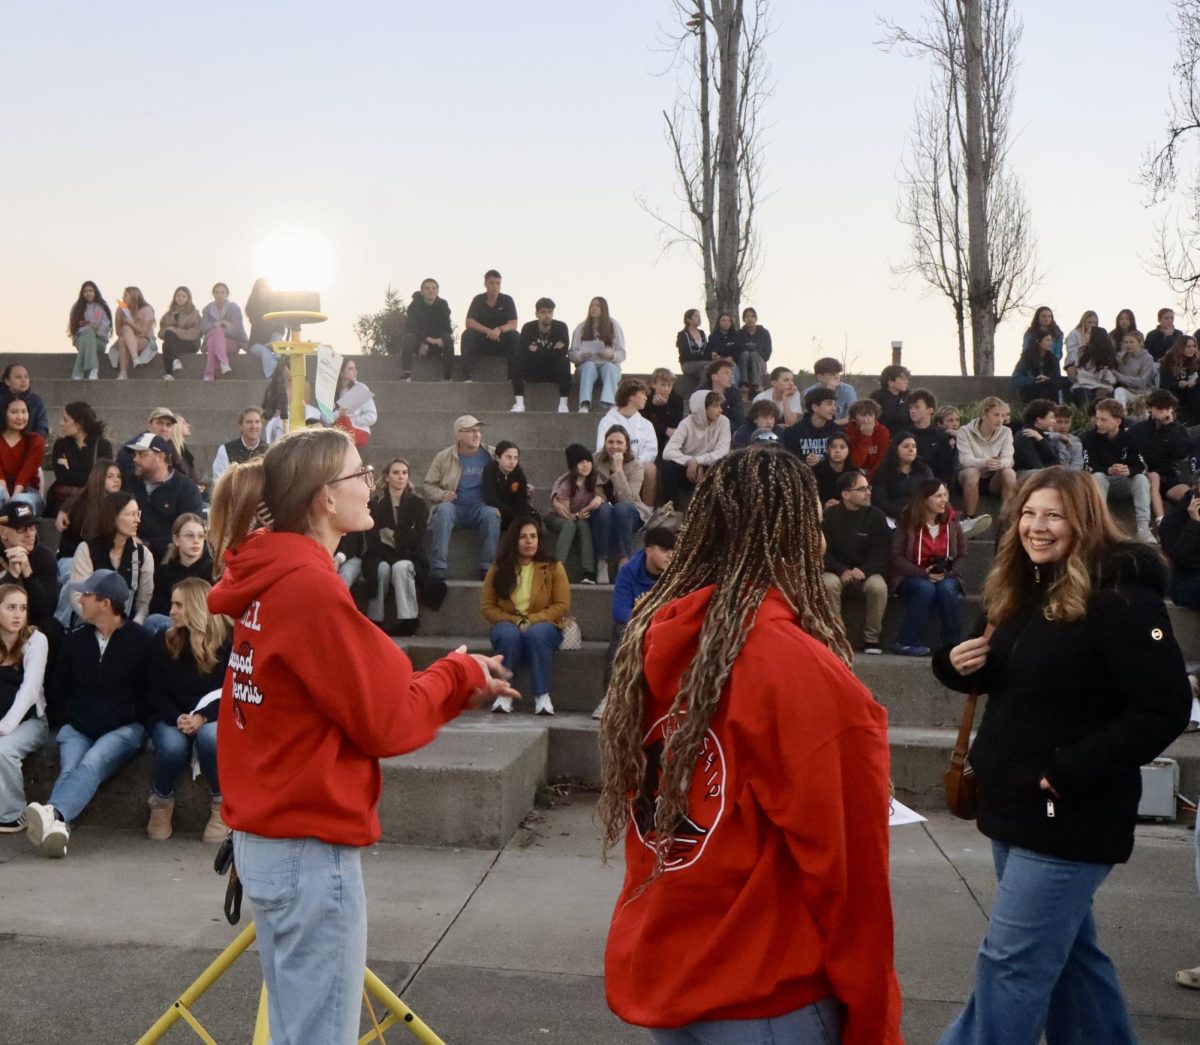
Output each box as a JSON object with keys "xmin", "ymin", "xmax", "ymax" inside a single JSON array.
[{"xmin": 889, "ymin": 799, "xmax": 927, "ymax": 827}]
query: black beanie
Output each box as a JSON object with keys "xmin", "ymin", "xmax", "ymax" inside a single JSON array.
[{"xmin": 565, "ymin": 443, "xmax": 593, "ymax": 470}]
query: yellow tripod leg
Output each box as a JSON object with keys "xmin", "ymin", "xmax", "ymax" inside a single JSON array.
[
  {"xmin": 136, "ymin": 922, "xmax": 259, "ymax": 1044},
  {"xmin": 251, "ymin": 982, "xmax": 271, "ymax": 1044},
  {"xmin": 360, "ymin": 967, "xmax": 446, "ymax": 1045}
]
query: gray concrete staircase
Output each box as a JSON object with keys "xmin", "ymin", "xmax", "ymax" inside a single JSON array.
[{"xmin": 12, "ymin": 351, "xmax": 1200, "ymax": 848}]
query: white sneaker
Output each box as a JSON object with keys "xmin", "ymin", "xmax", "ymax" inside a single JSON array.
[
  {"xmin": 596, "ymin": 561, "xmax": 610, "ymax": 585},
  {"xmin": 220, "ymin": 362, "xmax": 232, "ymax": 375},
  {"xmin": 163, "ymin": 374, "xmax": 174, "ymax": 382},
  {"xmin": 534, "ymin": 694, "xmax": 555, "ymax": 716},
  {"xmin": 172, "ymin": 358, "xmax": 183, "ymax": 372},
  {"xmin": 117, "ymin": 372, "xmax": 128, "ymax": 381},
  {"xmin": 511, "ymin": 398, "xmax": 525, "ymax": 413},
  {"xmin": 557, "ymin": 398, "xmax": 570, "ymax": 414},
  {"xmin": 87, "ymin": 369, "xmax": 99, "ymax": 380},
  {"xmin": 24, "ymin": 802, "xmax": 68, "ymax": 858},
  {"xmin": 591, "ymin": 696, "xmax": 607, "ymax": 720},
  {"xmin": 960, "ymin": 514, "xmax": 993, "ymax": 540},
  {"xmin": 491, "ymin": 695, "xmax": 513, "ymax": 714},
  {"xmin": 578, "ymin": 402, "xmax": 590, "ymax": 414}
]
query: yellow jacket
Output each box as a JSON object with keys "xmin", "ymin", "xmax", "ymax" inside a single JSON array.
[{"xmin": 481, "ymin": 561, "xmax": 570, "ymax": 626}]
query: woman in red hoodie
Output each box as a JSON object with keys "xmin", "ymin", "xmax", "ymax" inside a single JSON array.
[
  {"xmin": 207, "ymin": 427, "xmax": 517, "ymax": 1045},
  {"xmin": 598, "ymin": 447, "xmax": 902, "ymax": 1044}
]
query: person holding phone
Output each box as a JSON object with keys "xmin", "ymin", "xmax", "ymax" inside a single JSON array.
[{"xmin": 890, "ymin": 479, "xmax": 968, "ymax": 657}]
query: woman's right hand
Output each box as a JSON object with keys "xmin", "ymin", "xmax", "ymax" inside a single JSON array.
[
  {"xmin": 55, "ymin": 510, "xmax": 69, "ymax": 533},
  {"xmin": 458, "ymin": 646, "xmax": 521, "ymax": 707},
  {"xmin": 948, "ymin": 635, "xmax": 990, "ymax": 676}
]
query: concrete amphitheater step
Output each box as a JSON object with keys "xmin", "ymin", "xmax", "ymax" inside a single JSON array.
[{"xmin": 21, "ymin": 717, "xmax": 550, "ymax": 849}]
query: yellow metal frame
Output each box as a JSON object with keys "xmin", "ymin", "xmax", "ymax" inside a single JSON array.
[
  {"xmin": 264, "ymin": 310, "xmax": 327, "ymax": 437},
  {"xmin": 136, "ymin": 921, "xmax": 445, "ymax": 1045}
]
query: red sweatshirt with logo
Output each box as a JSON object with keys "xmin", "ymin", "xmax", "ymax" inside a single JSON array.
[
  {"xmin": 208, "ymin": 530, "xmax": 484, "ymax": 847},
  {"xmin": 605, "ymin": 587, "xmax": 903, "ymax": 1042}
]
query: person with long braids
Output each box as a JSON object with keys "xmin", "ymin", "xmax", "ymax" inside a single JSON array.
[
  {"xmin": 599, "ymin": 447, "xmax": 902, "ymax": 1044},
  {"xmin": 934, "ymin": 467, "xmax": 1191, "ymax": 1044},
  {"xmin": 206, "ymin": 427, "xmax": 517, "ymax": 1045},
  {"xmin": 68, "ymin": 280, "xmax": 112, "ymax": 380}
]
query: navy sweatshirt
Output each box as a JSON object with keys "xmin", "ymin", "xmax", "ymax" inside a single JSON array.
[{"xmin": 49, "ymin": 621, "xmax": 153, "ymax": 739}]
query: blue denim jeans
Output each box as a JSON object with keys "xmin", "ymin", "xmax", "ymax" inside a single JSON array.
[
  {"xmin": 49, "ymin": 721, "xmax": 147, "ymax": 823},
  {"xmin": 0, "ymin": 716, "xmax": 49, "ymax": 821},
  {"xmin": 591, "ymin": 500, "xmax": 643, "ymax": 560},
  {"xmin": 489, "ymin": 621, "xmax": 562, "ymax": 696},
  {"xmin": 939, "ymin": 842, "xmax": 1132, "ymax": 1045},
  {"xmin": 896, "ymin": 575, "xmax": 962, "ymax": 647},
  {"xmin": 576, "ymin": 360, "xmax": 622, "ymax": 406},
  {"xmin": 247, "ymin": 342, "xmax": 280, "ymax": 378},
  {"xmin": 337, "ymin": 556, "xmax": 363, "ymax": 589},
  {"xmin": 233, "ymin": 832, "xmax": 367, "ymax": 1045},
  {"xmin": 429, "ymin": 500, "xmax": 500, "ymax": 577},
  {"xmin": 151, "ymin": 720, "xmax": 219, "ymax": 799},
  {"xmin": 649, "ymin": 996, "xmax": 845, "ymax": 1044}
]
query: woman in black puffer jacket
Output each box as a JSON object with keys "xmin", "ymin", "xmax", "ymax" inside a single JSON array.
[{"xmin": 933, "ymin": 466, "xmax": 1190, "ymax": 1045}]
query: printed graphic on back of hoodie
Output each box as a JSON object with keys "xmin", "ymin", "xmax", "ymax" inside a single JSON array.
[{"xmin": 632, "ymin": 712, "xmax": 726, "ymax": 871}]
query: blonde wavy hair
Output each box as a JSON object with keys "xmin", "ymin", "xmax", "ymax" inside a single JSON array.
[
  {"xmin": 984, "ymin": 466, "xmax": 1129, "ymax": 625},
  {"xmin": 164, "ymin": 578, "xmax": 230, "ymax": 674}
]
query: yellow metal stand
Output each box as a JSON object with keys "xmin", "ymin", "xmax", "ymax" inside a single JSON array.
[
  {"xmin": 265, "ymin": 309, "xmax": 327, "ymax": 435},
  {"xmin": 136, "ymin": 921, "xmax": 445, "ymax": 1045}
]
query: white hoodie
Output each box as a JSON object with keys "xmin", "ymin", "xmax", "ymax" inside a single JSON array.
[
  {"xmin": 664, "ymin": 390, "xmax": 732, "ymax": 466},
  {"xmin": 597, "ymin": 407, "xmax": 659, "ymax": 464}
]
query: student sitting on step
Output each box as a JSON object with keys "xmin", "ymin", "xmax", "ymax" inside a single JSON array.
[
  {"xmin": 732, "ymin": 399, "xmax": 786, "ymax": 450},
  {"xmin": 210, "ymin": 407, "xmax": 267, "ymax": 482},
  {"xmin": 483, "ymin": 442, "xmax": 536, "ymax": 532},
  {"xmin": 26, "ymin": 570, "xmax": 153, "ymax": 858},
  {"xmin": 1048, "ymin": 404, "xmax": 1084, "ymax": 470},
  {"xmin": 67, "ymin": 491, "xmax": 154, "ymax": 627},
  {"xmin": 662, "ymin": 391, "xmax": 732, "ymax": 511},
  {"xmin": 0, "ymin": 397, "xmax": 47, "ymax": 517},
  {"xmin": 1159, "ymin": 480, "xmax": 1200, "ymax": 608},
  {"xmin": 145, "ymin": 578, "xmax": 230, "ymax": 844},
  {"xmin": 0, "ymin": 585, "xmax": 50, "ymax": 834},
  {"xmin": 335, "ymin": 530, "xmax": 365, "ymax": 589},
  {"xmin": 47, "ymin": 401, "xmax": 114, "ymax": 518},
  {"xmin": 597, "ymin": 378, "xmax": 660, "ymax": 505},
  {"xmin": 482, "ymin": 517, "xmax": 570, "ymax": 716},
  {"xmin": 596, "ymin": 526, "xmax": 676, "ymax": 715},
  {"xmin": 332, "ymin": 358, "xmax": 376, "ymax": 447},
  {"xmin": 908, "ymin": 389, "xmax": 955, "ymax": 485},
  {"xmin": 698, "ymin": 358, "xmax": 747, "ymax": 429},
  {"xmin": 1013, "ymin": 399, "xmax": 1062, "ymax": 478},
  {"xmin": 362, "ymin": 458, "xmax": 429, "ymax": 637},
  {"xmin": 812, "ymin": 431, "xmax": 853, "ymax": 508},
  {"xmin": 957, "ymin": 395, "xmax": 1017, "ymax": 536},
  {"xmin": 55, "ymin": 459, "xmax": 122, "ymax": 585},
  {"xmin": 871, "ymin": 433, "xmax": 933, "ymax": 525},
  {"xmin": 423, "ymin": 415, "xmax": 500, "ymax": 581},
  {"xmin": 1081, "ymin": 397, "xmax": 1155, "ymax": 543},
  {"xmin": 642, "ymin": 368, "xmax": 685, "ymax": 463},
  {"xmin": 801, "ymin": 356, "xmax": 857, "ymax": 423},
  {"xmin": 545, "ymin": 444, "xmax": 604, "ymax": 583},
  {"xmin": 782, "ymin": 386, "xmax": 838, "ymax": 466},
  {"xmin": 823, "ymin": 470, "xmax": 891, "ymax": 654},
  {"xmin": 571, "ymin": 297, "xmax": 627, "ymax": 413},
  {"xmin": 512, "ymin": 296, "xmax": 571, "ymax": 414},
  {"xmin": 845, "ymin": 398, "xmax": 891, "ymax": 478},
  {"xmin": 199, "ymin": 283, "xmax": 248, "ymax": 382},
  {"xmin": 1129, "ymin": 388, "xmax": 1191, "ymax": 528},
  {"xmin": 68, "ymin": 281, "xmax": 112, "ymax": 381},
  {"xmin": 0, "ymin": 364, "xmax": 50, "ymax": 440},
  {"xmin": 0, "ymin": 501, "xmax": 64, "ymax": 640},
  {"xmin": 593, "ymin": 425, "xmax": 653, "ymax": 585},
  {"xmin": 889, "ymin": 479, "xmax": 968, "ymax": 657},
  {"xmin": 145, "ymin": 513, "xmax": 212, "ymax": 634},
  {"xmin": 868, "ymin": 364, "xmax": 911, "ymax": 434},
  {"xmin": 399, "ymin": 278, "xmax": 456, "ymax": 382},
  {"xmin": 753, "ymin": 366, "xmax": 803, "ymax": 427}
]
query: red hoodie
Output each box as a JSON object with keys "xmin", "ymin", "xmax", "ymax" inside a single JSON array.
[
  {"xmin": 846, "ymin": 420, "xmax": 891, "ymax": 478},
  {"xmin": 605, "ymin": 587, "xmax": 903, "ymax": 1042},
  {"xmin": 208, "ymin": 530, "xmax": 484, "ymax": 847}
]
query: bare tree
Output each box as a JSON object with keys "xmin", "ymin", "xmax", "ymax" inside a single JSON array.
[
  {"xmin": 1143, "ymin": 0, "xmax": 1200, "ymax": 311},
  {"xmin": 641, "ymin": 1, "xmax": 772, "ymax": 326},
  {"xmin": 881, "ymin": 0, "xmax": 1037, "ymax": 375}
]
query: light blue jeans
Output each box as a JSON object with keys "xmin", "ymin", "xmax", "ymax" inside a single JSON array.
[
  {"xmin": 0, "ymin": 716, "xmax": 49, "ymax": 821},
  {"xmin": 489, "ymin": 621, "xmax": 562, "ymax": 696},
  {"xmin": 233, "ymin": 832, "xmax": 367, "ymax": 1045},
  {"xmin": 576, "ymin": 360, "xmax": 622, "ymax": 406},
  {"xmin": 247, "ymin": 342, "xmax": 280, "ymax": 378},
  {"xmin": 49, "ymin": 721, "xmax": 147, "ymax": 823},
  {"xmin": 939, "ymin": 841, "xmax": 1133, "ymax": 1045},
  {"xmin": 337, "ymin": 556, "xmax": 363, "ymax": 589},
  {"xmin": 429, "ymin": 500, "xmax": 500, "ymax": 577},
  {"xmin": 649, "ymin": 996, "xmax": 845, "ymax": 1044}
]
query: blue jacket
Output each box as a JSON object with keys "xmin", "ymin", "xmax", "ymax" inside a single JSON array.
[{"xmin": 612, "ymin": 550, "xmax": 661, "ymax": 624}]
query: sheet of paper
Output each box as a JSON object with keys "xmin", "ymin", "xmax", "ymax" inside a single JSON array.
[
  {"xmin": 315, "ymin": 345, "xmax": 342, "ymax": 423},
  {"xmin": 889, "ymin": 799, "xmax": 927, "ymax": 827},
  {"xmin": 336, "ymin": 380, "xmax": 373, "ymax": 414}
]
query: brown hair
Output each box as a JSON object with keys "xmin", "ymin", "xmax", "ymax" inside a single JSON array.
[
  {"xmin": 615, "ymin": 378, "xmax": 648, "ymax": 408},
  {"xmin": 598, "ymin": 449, "xmax": 850, "ymax": 883},
  {"xmin": 984, "ymin": 467, "xmax": 1128, "ymax": 625},
  {"xmin": 582, "ymin": 296, "xmax": 614, "ymax": 346},
  {"xmin": 0, "ymin": 583, "xmax": 34, "ymax": 666},
  {"xmin": 209, "ymin": 427, "xmax": 353, "ymax": 572}
]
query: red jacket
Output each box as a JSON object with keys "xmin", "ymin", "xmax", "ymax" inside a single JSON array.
[
  {"xmin": 846, "ymin": 421, "xmax": 891, "ymax": 478},
  {"xmin": 208, "ymin": 530, "xmax": 484, "ymax": 847},
  {"xmin": 605, "ymin": 587, "xmax": 903, "ymax": 1042},
  {"xmin": 0, "ymin": 431, "xmax": 45, "ymax": 491}
]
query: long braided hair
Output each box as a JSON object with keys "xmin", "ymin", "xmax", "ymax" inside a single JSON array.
[{"xmin": 597, "ymin": 447, "xmax": 852, "ymax": 877}]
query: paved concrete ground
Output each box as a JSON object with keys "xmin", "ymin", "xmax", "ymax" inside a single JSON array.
[{"xmin": 1, "ymin": 798, "xmax": 1197, "ymax": 1044}]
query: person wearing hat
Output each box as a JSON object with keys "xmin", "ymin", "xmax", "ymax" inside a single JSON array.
[
  {"xmin": 0, "ymin": 501, "xmax": 61, "ymax": 637},
  {"xmin": 117, "ymin": 406, "xmax": 180, "ymax": 483},
  {"xmin": 25, "ymin": 570, "xmax": 153, "ymax": 858},
  {"xmin": 423, "ymin": 415, "xmax": 500, "ymax": 580},
  {"xmin": 128, "ymin": 432, "xmax": 204, "ymax": 564},
  {"xmin": 545, "ymin": 443, "xmax": 604, "ymax": 582}
]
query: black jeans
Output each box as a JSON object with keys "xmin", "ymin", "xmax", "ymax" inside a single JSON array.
[
  {"xmin": 512, "ymin": 347, "xmax": 571, "ymax": 396},
  {"xmin": 399, "ymin": 331, "xmax": 455, "ymax": 379},
  {"xmin": 660, "ymin": 459, "xmax": 700, "ymax": 510},
  {"xmin": 162, "ymin": 331, "xmax": 200, "ymax": 375},
  {"xmin": 460, "ymin": 329, "xmax": 519, "ymax": 380}
]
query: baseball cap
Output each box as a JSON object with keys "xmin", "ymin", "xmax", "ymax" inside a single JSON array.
[
  {"xmin": 147, "ymin": 407, "xmax": 177, "ymax": 423},
  {"xmin": 69, "ymin": 569, "xmax": 131, "ymax": 609},
  {"xmin": 454, "ymin": 415, "xmax": 485, "ymax": 433},
  {"xmin": 0, "ymin": 502, "xmax": 38, "ymax": 528},
  {"xmin": 749, "ymin": 428, "xmax": 782, "ymax": 445},
  {"xmin": 129, "ymin": 432, "xmax": 172, "ymax": 455}
]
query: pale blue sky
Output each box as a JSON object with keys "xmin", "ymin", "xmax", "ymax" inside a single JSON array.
[{"xmin": 2, "ymin": 1, "xmax": 1186, "ymax": 378}]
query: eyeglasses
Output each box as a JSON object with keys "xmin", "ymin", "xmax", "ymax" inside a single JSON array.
[
  {"xmin": 851, "ymin": 484, "xmax": 871, "ymax": 492},
  {"xmin": 329, "ymin": 465, "xmax": 376, "ymax": 491}
]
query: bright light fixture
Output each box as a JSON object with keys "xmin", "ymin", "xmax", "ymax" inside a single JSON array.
[{"xmin": 258, "ymin": 232, "xmax": 333, "ymax": 292}]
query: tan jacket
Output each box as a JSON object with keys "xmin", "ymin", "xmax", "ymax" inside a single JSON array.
[
  {"xmin": 159, "ymin": 307, "xmax": 201, "ymax": 342},
  {"xmin": 481, "ymin": 560, "xmax": 570, "ymax": 626},
  {"xmin": 423, "ymin": 443, "xmax": 496, "ymax": 503},
  {"xmin": 594, "ymin": 455, "xmax": 652, "ymax": 523}
]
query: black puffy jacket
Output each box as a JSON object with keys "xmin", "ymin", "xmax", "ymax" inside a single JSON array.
[{"xmin": 932, "ymin": 543, "xmax": 1191, "ymax": 864}]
